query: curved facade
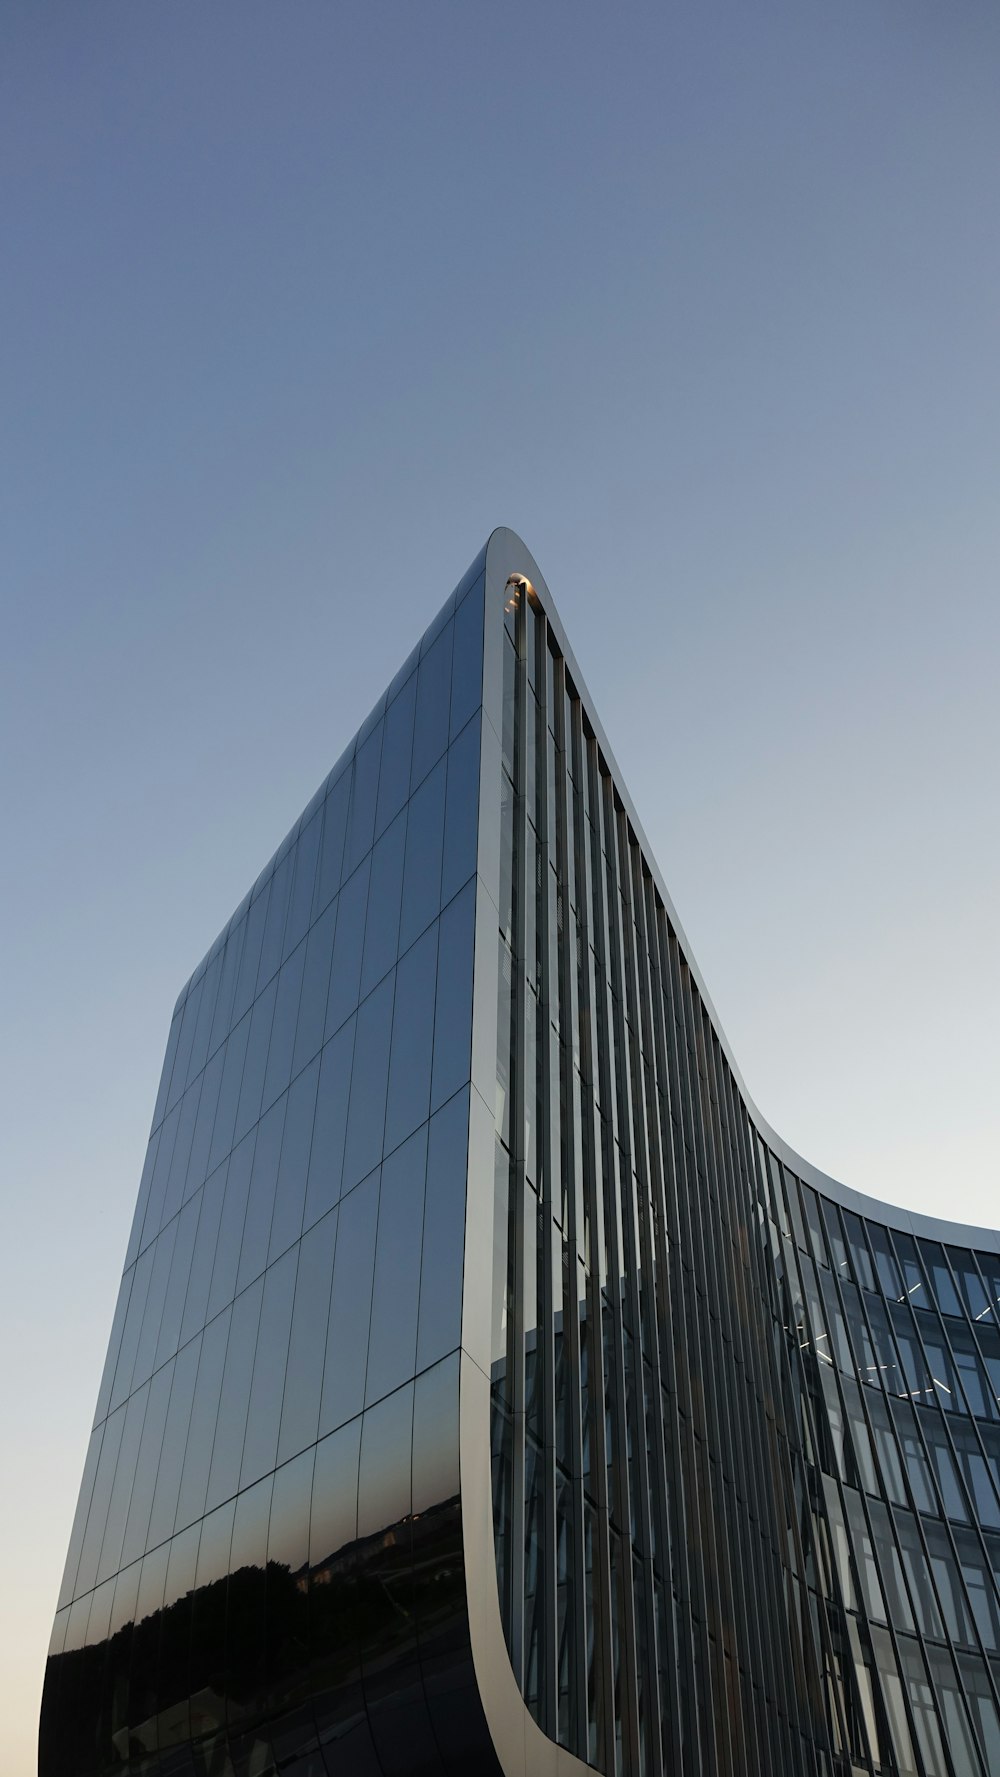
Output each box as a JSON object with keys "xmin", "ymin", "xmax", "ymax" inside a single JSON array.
[{"xmin": 41, "ymin": 532, "xmax": 1000, "ymax": 1777}]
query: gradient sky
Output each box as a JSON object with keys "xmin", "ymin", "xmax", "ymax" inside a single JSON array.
[{"xmin": 3, "ymin": 3, "xmax": 999, "ymax": 1768}]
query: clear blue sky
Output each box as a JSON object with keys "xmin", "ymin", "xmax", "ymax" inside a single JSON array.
[{"xmin": 3, "ymin": 4, "xmax": 999, "ymax": 1767}]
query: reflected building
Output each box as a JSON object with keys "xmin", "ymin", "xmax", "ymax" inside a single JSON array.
[{"xmin": 41, "ymin": 531, "xmax": 1000, "ymax": 1777}]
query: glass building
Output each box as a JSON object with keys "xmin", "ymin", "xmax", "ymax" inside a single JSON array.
[{"xmin": 41, "ymin": 531, "xmax": 1000, "ymax": 1777}]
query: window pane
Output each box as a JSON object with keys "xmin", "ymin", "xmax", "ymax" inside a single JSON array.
[
  {"xmin": 304, "ymin": 1018, "xmax": 355, "ymax": 1231},
  {"xmin": 269, "ymin": 1055, "xmax": 320, "ymax": 1263},
  {"xmin": 325, "ymin": 857, "xmax": 371, "ymax": 1038},
  {"xmin": 383, "ymin": 924, "xmax": 436, "ymax": 1157},
  {"xmin": 342, "ymin": 975, "xmax": 394, "ymax": 1194},
  {"xmin": 240, "ymin": 1247, "xmax": 298, "ymax": 1488},
  {"xmin": 365, "ymin": 1127, "xmax": 427, "ymax": 1406},
  {"xmin": 277, "ymin": 1207, "xmax": 338, "ymax": 1465},
  {"xmin": 360, "ymin": 810, "xmax": 406, "ymax": 998},
  {"xmin": 431, "ymin": 880, "xmax": 475, "ymax": 1112},
  {"xmin": 417, "ymin": 1090, "xmax": 468, "ymax": 1370},
  {"xmin": 375, "ymin": 673, "xmax": 416, "ymax": 839},
  {"xmin": 399, "ymin": 756, "xmax": 446, "ymax": 952},
  {"xmin": 319, "ymin": 1169, "xmax": 379, "ymax": 1435}
]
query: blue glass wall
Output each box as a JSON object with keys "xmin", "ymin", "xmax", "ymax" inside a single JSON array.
[{"xmin": 40, "ymin": 554, "xmax": 503, "ymax": 1777}]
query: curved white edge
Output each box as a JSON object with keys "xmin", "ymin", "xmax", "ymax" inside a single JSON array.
[{"xmin": 479, "ymin": 528, "xmax": 1000, "ymax": 1257}]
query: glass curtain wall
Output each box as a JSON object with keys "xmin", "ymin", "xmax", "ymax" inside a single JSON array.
[{"xmin": 489, "ymin": 574, "xmax": 1000, "ymax": 1777}]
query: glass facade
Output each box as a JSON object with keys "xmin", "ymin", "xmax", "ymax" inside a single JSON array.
[{"xmin": 41, "ymin": 530, "xmax": 1000, "ymax": 1777}]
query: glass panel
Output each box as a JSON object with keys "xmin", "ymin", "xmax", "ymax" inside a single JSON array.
[
  {"xmin": 269, "ymin": 1054, "xmax": 320, "ymax": 1263},
  {"xmin": 383, "ymin": 923, "xmax": 436, "ymax": 1156},
  {"xmin": 398, "ymin": 755, "xmax": 446, "ymax": 953},
  {"xmin": 416, "ymin": 1089, "xmax": 468, "ymax": 1370},
  {"xmin": 450, "ymin": 578, "xmax": 484, "ymax": 737},
  {"xmin": 205, "ymin": 1279, "xmax": 264, "ymax": 1512},
  {"xmin": 325, "ymin": 857, "xmax": 371, "ymax": 1037},
  {"xmin": 430, "ymin": 879, "xmax": 475, "ymax": 1112},
  {"xmin": 317, "ymin": 770, "xmax": 350, "ymax": 914},
  {"xmin": 240, "ymin": 1246, "xmax": 298, "ymax": 1488},
  {"xmin": 411, "ymin": 621, "xmax": 453, "ymax": 788},
  {"xmin": 174, "ymin": 1307, "xmax": 232, "ymax": 1531},
  {"xmin": 208, "ymin": 1012, "xmax": 252, "ymax": 1174},
  {"xmin": 291, "ymin": 900, "xmax": 337, "ymax": 1080},
  {"xmin": 442, "ymin": 717, "xmax": 480, "ymax": 904},
  {"xmin": 206, "ymin": 1135, "xmax": 253, "ymax": 1319},
  {"xmin": 365, "ymin": 1126, "xmax": 427, "ymax": 1405},
  {"xmin": 262, "ymin": 941, "xmax": 306, "ymax": 1112},
  {"xmin": 346, "ymin": 722, "xmax": 383, "ymax": 874},
  {"xmin": 375, "ymin": 672, "xmax": 416, "ymax": 839},
  {"xmin": 277, "ymin": 1206, "xmax": 338, "ymax": 1466},
  {"xmin": 146, "ymin": 1333, "xmax": 202, "ymax": 1547},
  {"xmin": 342, "ymin": 974, "xmax": 394, "ymax": 1194},
  {"xmin": 319, "ymin": 1168, "xmax": 379, "ymax": 1436},
  {"xmin": 360, "ymin": 809, "xmax": 406, "ymax": 997},
  {"xmin": 303, "ymin": 1017, "xmax": 355, "ymax": 1231},
  {"xmin": 236, "ymin": 1095, "xmax": 285, "ymax": 1292}
]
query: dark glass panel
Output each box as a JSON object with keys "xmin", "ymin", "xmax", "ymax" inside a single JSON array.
[
  {"xmin": 183, "ymin": 1044, "xmax": 224, "ymax": 1208},
  {"xmin": 74, "ymin": 1402, "xmax": 127, "ymax": 1597},
  {"xmin": 430, "ymin": 880, "xmax": 475, "ymax": 1112},
  {"xmin": 375, "ymin": 672, "xmax": 416, "ymax": 839},
  {"xmin": 233, "ymin": 974, "xmax": 278, "ymax": 1148},
  {"xmin": 226, "ymin": 1473, "xmax": 273, "ymax": 1760},
  {"xmin": 284, "ymin": 809, "xmax": 322, "ymax": 960},
  {"xmin": 120, "ymin": 1360, "xmax": 174, "ymax": 1569},
  {"xmin": 360, "ymin": 810, "xmax": 406, "ymax": 998},
  {"xmin": 189, "ymin": 1497, "xmax": 236, "ymax": 1759},
  {"xmin": 178, "ymin": 1163, "xmax": 227, "ymax": 1346},
  {"xmin": 205, "ymin": 1278, "xmax": 265, "ymax": 1512},
  {"xmin": 316, "ymin": 771, "xmax": 351, "ymax": 916},
  {"xmin": 174, "ymin": 1309, "xmax": 232, "ymax": 1533},
  {"xmin": 258, "ymin": 851, "xmax": 294, "ymax": 994},
  {"xmin": 365, "ymin": 1126, "xmax": 427, "ymax": 1406},
  {"xmin": 161, "ymin": 1080, "xmax": 201, "ymax": 1228},
  {"xmin": 265, "ymin": 1447, "xmax": 317, "ymax": 1759},
  {"xmin": 399, "ymin": 754, "xmax": 446, "ymax": 953},
  {"xmin": 146, "ymin": 1333, "xmax": 202, "ymax": 1549},
  {"xmin": 411, "ymin": 620, "xmax": 453, "ymax": 790},
  {"xmin": 325, "ymin": 856, "xmax": 371, "ymax": 1038},
  {"xmin": 919, "ymin": 1241, "xmax": 963, "ymax": 1317},
  {"xmin": 450, "ymin": 578, "xmax": 484, "ymax": 738},
  {"xmin": 157, "ymin": 1521, "xmax": 201, "ymax": 1765},
  {"xmin": 127, "ymin": 1541, "xmax": 170, "ymax": 1762},
  {"xmin": 383, "ymin": 923, "xmax": 437, "ymax": 1157},
  {"xmin": 207, "ymin": 1012, "xmax": 252, "ymax": 1175},
  {"xmin": 263, "ymin": 941, "xmax": 307, "ymax": 1113},
  {"xmin": 412, "ymin": 1353, "xmax": 478, "ymax": 1768},
  {"xmin": 277, "ymin": 1206, "xmax": 338, "ymax": 1466},
  {"xmin": 187, "ymin": 948, "xmax": 222, "ymax": 1086},
  {"xmin": 237, "ymin": 1095, "xmax": 286, "ymax": 1294},
  {"xmin": 232, "ymin": 889, "xmax": 270, "ymax": 1029},
  {"xmin": 441, "ymin": 717, "xmax": 480, "ymax": 905},
  {"xmin": 342, "ymin": 974, "xmax": 394, "ymax": 1194},
  {"xmin": 303, "ymin": 1018, "xmax": 354, "ymax": 1231},
  {"xmin": 155, "ymin": 1192, "xmax": 201, "ymax": 1368},
  {"xmin": 416, "ymin": 1090, "xmax": 468, "ymax": 1371},
  {"xmin": 269, "ymin": 1054, "xmax": 320, "ymax": 1264},
  {"xmin": 96, "ymin": 1383, "xmax": 149, "ymax": 1585},
  {"xmin": 357, "ymin": 1382, "xmax": 440, "ymax": 1773},
  {"xmin": 309, "ymin": 1418, "xmax": 378, "ymax": 1771},
  {"xmin": 950, "ymin": 1249, "xmax": 992, "ymax": 1322},
  {"xmin": 131, "ymin": 1218, "xmax": 179, "ymax": 1392},
  {"xmin": 319, "ymin": 1168, "xmax": 379, "ymax": 1436},
  {"xmin": 290, "ymin": 900, "xmax": 337, "ymax": 1082},
  {"xmin": 206, "ymin": 1135, "xmax": 253, "ymax": 1320},
  {"xmin": 346, "ymin": 722, "xmax": 384, "ymax": 876},
  {"xmin": 240, "ymin": 1246, "xmax": 299, "ymax": 1488}
]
